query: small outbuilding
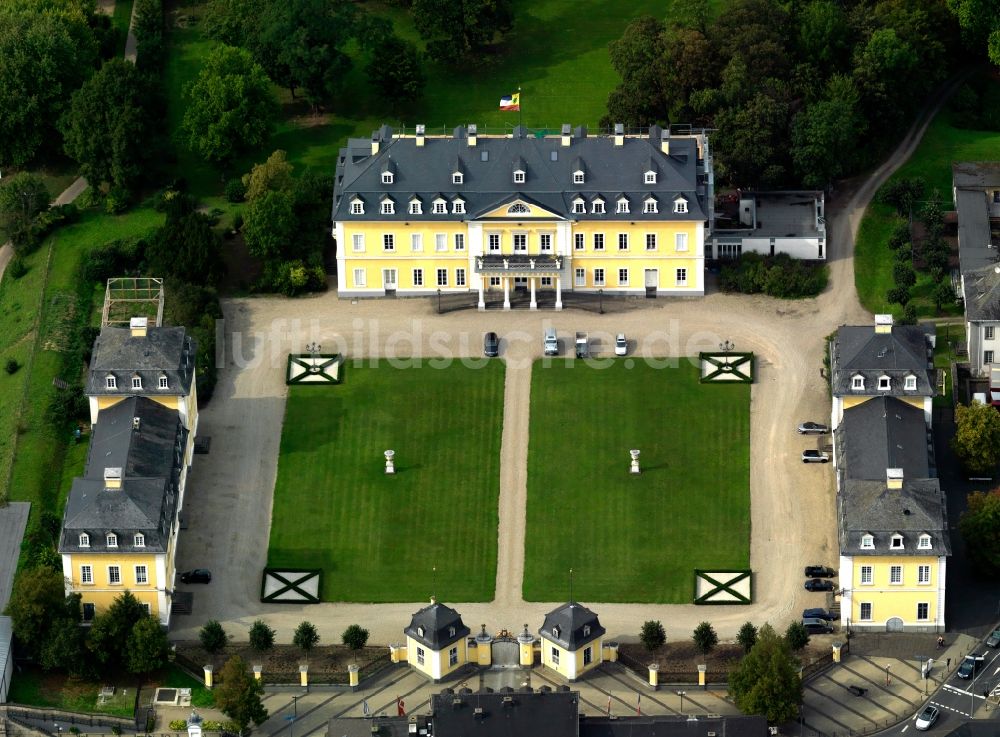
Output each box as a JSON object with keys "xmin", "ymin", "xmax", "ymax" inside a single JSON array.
[
  {"xmin": 404, "ymin": 598, "xmax": 471, "ymax": 681},
  {"xmin": 539, "ymin": 601, "xmax": 606, "ymax": 680}
]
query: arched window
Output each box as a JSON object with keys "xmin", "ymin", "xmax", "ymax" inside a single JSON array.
[{"xmin": 507, "ymin": 203, "xmax": 530, "ymax": 215}]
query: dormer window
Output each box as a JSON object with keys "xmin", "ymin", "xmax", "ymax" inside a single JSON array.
[
  {"xmin": 79, "ymin": 533, "xmax": 90, "ymax": 548},
  {"xmin": 860, "ymin": 533, "xmax": 874, "ymax": 549},
  {"xmin": 572, "ymin": 199, "xmax": 586, "ymax": 215},
  {"xmin": 644, "ymin": 171, "xmax": 657, "ymax": 184},
  {"xmin": 904, "ymin": 374, "xmax": 917, "ymax": 391},
  {"xmin": 158, "ymin": 374, "xmax": 168, "ymax": 390},
  {"xmin": 134, "ymin": 533, "xmax": 145, "ymax": 547},
  {"xmin": 573, "ymin": 171, "xmax": 585, "ymax": 184},
  {"xmin": 890, "ymin": 534, "xmax": 904, "ymax": 550},
  {"xmin": 644, "ymin": 197, "xmax": 658, "ymax": 214},
  {"xmin": 452, "ymin": 199, "xmax": 465, "ymax": 214},
  {"xmin": 674, "ymin": 197, "xmax": 688, "ymax": 214},
  {"xmin": 852, "ymin": 375, "xmax": 865, "ymax": 391},
  {"xmin": 513, "ymin": 170, "xmax": 525, "ymax": 184},
  {"xmin": 350, "ymin": 199, "xmax": 364, "ymax": 215},
  {"xmin": 381, "ymin": 199, "xmax": 395, "ymax": 215},
  {"xmin": 106, "ymin": 374, "xmax": 117, "ymax": 390},
  {"xmin": 452, "ymin": 172, "xmax": 464, "ymax": 185},
  {"xmin": 583, "ymin": 625, "xmax": 591, "ymax": 637},
  {"xmin": 616, "ymin": 198, "xmax": 629, "ymax": 214},
  {"xmin": 552, "ymin": 625, "xmax": 560, "ymax": 638},
  {"xmin": 433, "ymin": 200, "xmax": 447, "ymax": 214},
  {"xmin": 448, "ymin": 626, "xmax": 456, "ymax": 637},
  {"xmin": 878, "ymin": 375, "xmax": 891, "ymax": 391},
  {"xmin": 131, "ymin": 375, "xmax": 142, "ymax": 390},
  {"xmin": 382, "ymin": 172, "xmax": 393, "ymax": 184},
  {"xmin": 409, "ymin": 199, "xmax": 422, "ymax": 215},
  {"xmin": 592, "ymin": 199, "xmax": 605, "ymax": 214},
  {"xmin": 107, "ymin": 533, "xmax": 118, "ymax": 548},
  {"xmin": 918, "ymin": 534, "xmax": 931, "ymax": 549}
]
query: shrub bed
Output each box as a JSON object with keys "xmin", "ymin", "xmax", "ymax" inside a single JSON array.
[{"xmin": 719, "ymin": 252, "xmax": 828, "ymax": 298}]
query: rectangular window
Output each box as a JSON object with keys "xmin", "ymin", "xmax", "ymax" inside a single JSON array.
[
  {"xmin": 593, "ymin": 233, "xmax": 604, "ymax": 250},
  {"xmin": 409, "ymin": 200, "xmax": 421, "ymax": 215},
  {"xmin": 131, "ymin": 377, "xmax": 142, "ymax": 390},
  {"xmin": 551, "ymin": 647, "xmax": 560, "ymax": 666},
  {"xmin": 583, "ymin": 646, "xmax": 592, "ymax": 665},
  {"xmin": 675, "ymin": 233, "xmax": 689, "ymax": 251},
  {"xmin": 437, "ymin": 269, "xmax": 448, "ymax": 287},
  {"xmin": 353, "ymin": 268, "xmax": 366, "ymax": 287},
  {"xmin": 142, "ymin": 603, "xmax": 151, "ymax": 615},
  {"xmin": 158, "ymin": 376, "xmax": 168, "ymax": 389},
  {"xmin": 449, "ymin": 647, "xmax": 458, "ymax": 666},
  {"xmin": 890, "ymin": 565, "xmax": 902, "ymax": 584},
  {"xmin": 383, "ymin": 234, "xmax": 394, "ymax": 251},
  {"xmin": 416, "ymin": 647, "xmax": 425, "ymax": 666},
  {"xmin": 411, "ymin": 233, "xmax": 423, "ymax": 252},
  {"xmin": 592, "ymin": 200, "xmax": 605, "ymax": 214},
  {"xmin": 435, "ymin": 234, "xmax": 447, "ymax": 252},
  {"xmin": 918, "ymin": 565, "xmax": 931, "ymax": 584},
  {"xmin": 541, "ymin": 277, "xmax": 552, "ymax": 286},
  {"xmin": 987, "ymin": 326, "xmax": 995, "ymax": 340},
  {"xmin": 540, "ymin": 233, "xmax": 552, "ymax": 252},
  {"xmin": 573, "ymin": 201, "xmax": 585, "ymax": 214},
  {"xmin": 646, "ymin": 233, "xmax": 656, "ymax": 250},
  {"xmin": 456, "ymin": 269, "xmax": 466, "ymax": 287},
  {"xmin": 82, "ymin": 603, "xmax": 95, "ymax": 621},
  {"xmin": 644, "ymin": 199, "xmax": 658, "ymax": 214},
  {"xmin": 618, "ymin": 268, "xmax": 628, "ymax": 285},
  {"xmin": 380, "ymin": 201, "xmax": 394, "ymax": 215},
  {"xmin": 106, "ymin": 376, "xmax": 117, "ymax": 389},
  {"xmin": 454, "ymin": 233, "xmax": 465, "ymax": 250},
  {"xmin": 575, "ymin": 233, "xmax": 584, "ymax": 250},
  {"xmin": 135, "ymin": 565, "xmax": 148, "ymax": 585},
  {"xmin": 433, "ymin": 201, "xmax": 447, "ymax": 214},
  {"xmin": 594, "ymin": 268, "xmax": 605, "ymax": 286},
  {"xmin": 986, "ymin": 350, "xmax": 995, "ymax": 365},
  {"xmin": 860, "ymin": 602, "xmax": 872, "ymax": 621},
  {"xmin": 453, "ymin": 200, "xmax": 465, "ymax": 214},
  {"xmin": 489, "ymin": 276, "xmax": 501, "ymax": 287},
  {"xmin": 488, "ymin": 233, "xmax": 501, "ymax": 252},
  {"xmin": 513, "ymin": 233, "xmax": 527, "ymax": 252},
  {"xmin": 676, "ymin": 268, "xmax": 688, "ymax": 286},
  {"xmin": 917, "ymin": 603, "xmax": 929, "ymax": 621},
  {"xmin": 413, "ymin": 269, "xmax": 423, "ymax": 287},
  {"xmin": 618, "ymin": 233, "xmax": 628, "ymax": 250},
  {"xmin": 860, "ymin": 565, "xmax": 872, "ymax": 584},
  {"xmin": 351, "ymin": 201, "xmax": 363, "ymax": 215},
  {"xmin": 575, "ymin": 268, "xmax": 586, "ymax": 287},
  {"xmin": 352, "ymin": 234, "xmax": 365, "ymax": 252},
  {"xmin": 109, "ymin": 566, "xmax": 121, "ymax": 585},
  {"xmin": 81, "ymin": 565, "xmax": 93, "ymax": 584}
]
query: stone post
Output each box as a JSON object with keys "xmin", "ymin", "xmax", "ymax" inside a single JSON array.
[
  {"xmin": 384, "ymin": 450, "xmax": 395, "ymax": 474},
  {"xmin": 630, "ymin": 449, "xmax": 641, "ymax": 474},
  {"xmin": 832, "ymin": 642, "xmax": 843, "ymax": 663},
  {"xmin": 517, "ymin": 624, "xmax": 536, "ymax": 667},
  {"xmin": 476, "ymin": 625, "xmax": 493, "ymax": 667},
  {"xmin": 253, "ymin": 665, "xmax": 263, "ymax": 681},
  {"xmin": 648, "ymin": 663, "xmax": 659, "ymax": 690},
  {"xmin": 203, "ymin": 665, "xmax": 213, "ymax": 689},
  {"xmin": 348, "ymin": 664, "xmax": 360, "ymax": 689},
  {"xmin": 299, "ymin": 664, "xmax": 308, "ymax": 688},
  {"xmin": 698, "ymin": 664, "xmax": 707, "ymax": 688}
]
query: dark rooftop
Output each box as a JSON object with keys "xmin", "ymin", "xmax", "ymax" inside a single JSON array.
[
  {"xmin": 580, "ymin": 714, "xmax": 769, "ymax": 737},
  {"xmin": 432, "ymin": 688, "xmax": 579, "ymax": 737},
  {"xmin": 839, "ymin": 397, "xmax": 931, "ymax": 480},
  {"xmin": 404, "ymin": 600, "xmax": 471, "ymax": 650},
  {"xmin": 85, "ymin": 397, "xmax": 187, "ymax": 481},
  {"xmin": 87, "ymin": 326, "xmax": 196, "ymax": 397},
  {"xmin": 830, "ymin": 323, "xmax": 934, "ymax": 396},
  {"xmin": 539, "ymin": 602, "xmax": 605, "ymax": 650},
  {"xmin": 839, "ymin": 477, "xmax": 950, "ymax": 556}
]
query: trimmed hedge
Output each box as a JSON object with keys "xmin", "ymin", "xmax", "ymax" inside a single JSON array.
[{"xmin": 719, "ymin": 252, "xmax": 828, "ymax": 298}]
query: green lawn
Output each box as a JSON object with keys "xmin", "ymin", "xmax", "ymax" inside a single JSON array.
[
  {"xmin": 523, "ymin": 360, "xmax": 750, "ymax": 603},
  {"xmin": 856, "ymin": 73, "xmax": 1000, "ymax": 317},
  {"xmin": 7, "ymin": 667, "xmax": 137, "ymax": 717},
  {"xmin": 267, "ymin": 362, "xmax": 505, "ymax": 601}
]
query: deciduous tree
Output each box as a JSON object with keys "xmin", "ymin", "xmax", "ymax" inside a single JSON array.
[
  {"xmin": 729, "ymin": 623, "xmax": 802, "ymax": 723},
  {"xmin": 953, "ymin": 400, "xmax": 1000, "ymax": 475},
  {"xmin": 366, "ymin": 34, "xmax": 426, "ymax": 107},
  {"xmin": 640, "ymin": 621, "xmax": 667, "ymax": 651},
  {"xmin": 215, "ymin": 656, "xmax": 268, "ymax": 734},
  {"xmin": 342, "ymin": 624, "xmax": 370, "ymax": 650},
  {"xmin": 200, "ymin": 619, "xmax": 230, "ymax": 654},
  {"xmin": 736, "ymin": 622, "xmax": 758, "ymax": 654},
  {"xmin": 4, "ymin": 566, "xmax": 68, "ymax": 660},
  {"xmin": 412, "ymin": 0, "xmax": 513, "ymax": 63},
  {"xmin": 88, "ymin": 591, "xmax": 148, "ymax": 670},
  {"xmin": 294, "ymin": 621, "xmax": 319, "ymax": 653},
  {"xmin": 0, "ymin": 173, "xmax": 50, "ymax": 250},
  {"xmin": 249, "ymin": 620, "xmax": 275, "ymax": 652},
  {"xmin": 784, "ymin": 621, "xmax": 809, "ymax": 651},
  {"xmin": 692, "ymin": 621, "xmax": 718, "ymax": 656},
  {"xmin": 243, "ymin": 189, "xmax": 297, "ymax": 261},
  {"xmin": 127, "ymin": 615, "xmax": 170, "ymax": 675},
  {"xmin": 960, "ymin": 488, "xmax": 1000, "ymax": 575},
  {"xmin": 243, "ymin": 150, "xmax": 294, "ymax": 203}
]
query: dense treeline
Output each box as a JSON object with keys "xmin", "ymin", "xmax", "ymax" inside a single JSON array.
[{"xmin": 603, "ymin": 0, "xmax": 963, "ymax": 188}]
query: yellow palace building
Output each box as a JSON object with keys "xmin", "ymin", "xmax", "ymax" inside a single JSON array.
[{"xmin": 332, "ymin": 123, "xmax": 713, "ymax": 306}]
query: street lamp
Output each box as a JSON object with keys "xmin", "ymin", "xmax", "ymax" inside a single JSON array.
[
  {"xmin": 677, "ymin": 690, "xmax": 686, "ymax": 713},
  {"xmin": 885, "ymin": 663, "xmax": 891, "ymax": 687},
  {"xmin": 437, "ymin": 288, "xmax": 442, "ymax": 313},
  {"xmin": 599, "ymin": 288, "xmax": 604, "ymax": 314}
]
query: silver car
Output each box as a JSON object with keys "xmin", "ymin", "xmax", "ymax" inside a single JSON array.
[
  {"xmin": 914, "ymin": 705, "xmax": 938, "ymax": 731},
  {"xmin": 615, "ymin": 333, "xmax": 627, "ymax": 356},
  {"xmin": 802, "ymin": 449, "xmax": 830, "ymax": 463}
]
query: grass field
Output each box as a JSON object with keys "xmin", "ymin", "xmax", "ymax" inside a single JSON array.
[
  {"xmin": 7, "ymin": 667, "xmax": 137, "ymax": 717},
  {"xmin": 856, "ymin": 74, "xmax": 1000, "ymax": 317},
  {"xmin": 267, "ymin": 362, "xmax": 505, "ymax": 602},
  {"xmin": 523, "ymin": 360, "xmax": 751, "ymax": 603}
]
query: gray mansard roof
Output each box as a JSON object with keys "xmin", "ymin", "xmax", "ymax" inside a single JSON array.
[
  {"xmin": 87, "ymin": 326, "xmax": 196, "ymax": 397},
  {"xmin": 830, "ymin": 324, "xmax": 935, "ymax": 396},
  {"xmin": 838, "ymin": 397, "xmax": 931, "ymax": 480},
  {"xmin": 838, "ymin": 477, "xmax": 950, "ymax": 557},
  {"xmin": 539, "ymin": 602, "xmax": 605, "ymax": 650},
  {"xmin": 84, "ymin": 397, "xmax": 187, "ymax": 481},
  {"xmin": 332, "ymin": 125, "xmax": 707, "ymax": 223},
  {"xmin": 404, "ymin": 601, "xmax": 470, "ymax": 650},
  {"xmin": 954, "ymin": 163, "xmax": 1000, "ymax": 320}
]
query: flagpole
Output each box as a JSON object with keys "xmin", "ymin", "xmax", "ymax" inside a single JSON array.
[{"xmin": 518, "ymin": 85, "xmax": 522, "ymax": 129}]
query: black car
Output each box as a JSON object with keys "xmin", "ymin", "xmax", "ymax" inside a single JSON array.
[
  {"xmin": 801, "ymin": 618, "xmax": 834, "ymax": 634},
  {"xmin": 804, "ymin": 565, "xmax": 836, "ymax": 578},
  {"xmin": 484, "ymin": 332, "xmax": 499, "ymax": 357},
  {"xmin": 802, "ymin": 608, "xmax": 835, "ymax": 621},
  {"xmin": 958, "ymin": 654, "xmax": 984, "ymax": 679},
  {"xmin": 180, "ymin": 569, "xmax": 212, "ymax": 584},
  {"xmin": 987, "ymin": 628, "xmax": 1000, "ymax": 648},
  {"xmin": 804, "ymin": 578, "xmax": 835, "ymax": 592}
]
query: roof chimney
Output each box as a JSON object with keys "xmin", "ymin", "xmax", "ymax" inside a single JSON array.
[
  {"xmin": 132, "ymin": 416, "xmax": 141, "ymax": 431},
  {"xmin": 467, "ymin": 124, "xmax": 477, "ymax": 147},
  {"xmin": 660, "ymin": 128, "xmax": 671, "ymax": 155},
  {"xmin": 130, "ymin": 316, "xmax": 148, "ymax": 338},
  {"xmin": 561, "ymin": 124, "xmax": 571, "ymax": 147},
  {"xmin": 429, "ymin": 595, "xmax": 437, "ymax": 605},
  {"xmin": 104, "ymin": 467, "xmax": 123, "ymax": 489},
  {"xmin": 371, "ymin": 130, "xmax": 380, "ymax": 155},
  {"xmin": 415, "ymin": 123, "xmax": 425, "ymax": 147},
  {"xmin": 614, "ymin": 123, "xmax": 624, "ymax": 147},
  {"xmin": 887, "ymin": 468, "xmax": 904, "ymax": 490},
  {"xmin": 874, "ymin": 314, "xmax": 894, "ymax": 334}
]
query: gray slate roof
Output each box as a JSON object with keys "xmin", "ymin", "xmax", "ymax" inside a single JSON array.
[
  {"xmin": 953, "ymin": 161, "xmax": 1000, "ymax": 190},
  {"xmin": 404, "ymin": 601, "xmax": 470, "ymax": 650},
  {"xmin": 838, "ymin": 478, "xmax": 950, "ymax": 557},
  {"xmin": 87, "ymin": 326, "xmax": 196, "ymax": 397},
  {"xmin": 838, "ymin": 397, "xmax": 931, "ymax": 480},
  {"xmin": 332, "ymin": 125, "xmax": 707, "ymax": 224},
  {"xmin": 581, "ymin": 715, "xmax": 769, "ymax": 737},
  {"xmin": 953, "ymin": 164, "xmax": 1000, "ymax": 320},
  {"xmin": 539, "ymin": 602, "xmax": 605, "ymax": 650},
  {"xmin": 432, "ymin": 688, "xmax": 579, "ymax": 737},
  {"xmin": 84, "ymin": 397, "xmax": 187, "ymax": 481},
  {"xmin": 830, "ymin": 324, "xmax": 935, "ymax": 396}
]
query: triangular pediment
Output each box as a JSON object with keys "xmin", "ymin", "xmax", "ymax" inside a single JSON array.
[{"xmin": 475, "ymin": 195, "xmax": 566, "ymax": 220}]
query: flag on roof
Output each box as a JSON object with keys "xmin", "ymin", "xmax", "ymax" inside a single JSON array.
[{"xmin": 499, "ymin": 92, "xmax": 520, "ymax": 111}]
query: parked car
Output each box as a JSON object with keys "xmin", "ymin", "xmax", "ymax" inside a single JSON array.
[
  {"xmin": 958, "ymin": 654, "xmax": 983, "ymax": 679},
  {"xmin": 802, "ymin": 449, "xmax": 830, "ymax": 463},
  {"xmin": 801, "ymin": 618, "xmax": 834, "ymax": 634},
  {"xmin": 987, "ymin": 628, "xmax": 1000, "ymax": 648},
  {"xmin": 804, "ymin": 565, "xmax": 836, "ymax": 578},
  {"xmin": 915, "ymin": 705, "xmax": 939, "ymax": 731},
  {"xmin": 615, "ymin": 333, "xmax": 628, "ymax": 356},
  {"xmin": 484, "ymin": 332, "xmax": 499, "ymax": 357},
  {"xmin": 543, "ymin": 328, "xmax": 559, "ymax": 356},
  {"xmin": 802, "ymin": 608, "xmax": 835, "ymax": 621},
  {"xmin": 797, "ymin": 421, "xmax": 830, "ymax": 435},
  {"xmin": 847, "ymin": 685, "xmax": 867, "ymax": 697},
  {"xmin": 180, "ymin": 569, "xmax": 212, "ymax": 584},
  {"xmin": 804, "ymin": 578, "xmax": 835, "ymax": 592}
]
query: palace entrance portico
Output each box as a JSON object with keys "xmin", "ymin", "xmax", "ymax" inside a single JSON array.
[{"xmin": 476, "ymin": 254, "xmax": 564, "ymax": 310}]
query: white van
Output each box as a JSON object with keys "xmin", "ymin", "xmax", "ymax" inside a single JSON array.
[{"xmin": 543, "ymin": 328, "xmax": 559, "ymax": 356}]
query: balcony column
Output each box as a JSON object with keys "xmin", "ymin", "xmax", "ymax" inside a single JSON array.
[
  {"xmin": 478, "ymin": 277, "xmax": 485, "ymax": 311},
  {"xmin": 530, "ymin": 277, "xmax": 537, "ymax": 310},
  {"xmin": 555, "ymin": 276, "xmax": 563, "ymax": 310},
  {"xmin": 503, "ymin": 277, "xmax": 511, "ymax": 311}
]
